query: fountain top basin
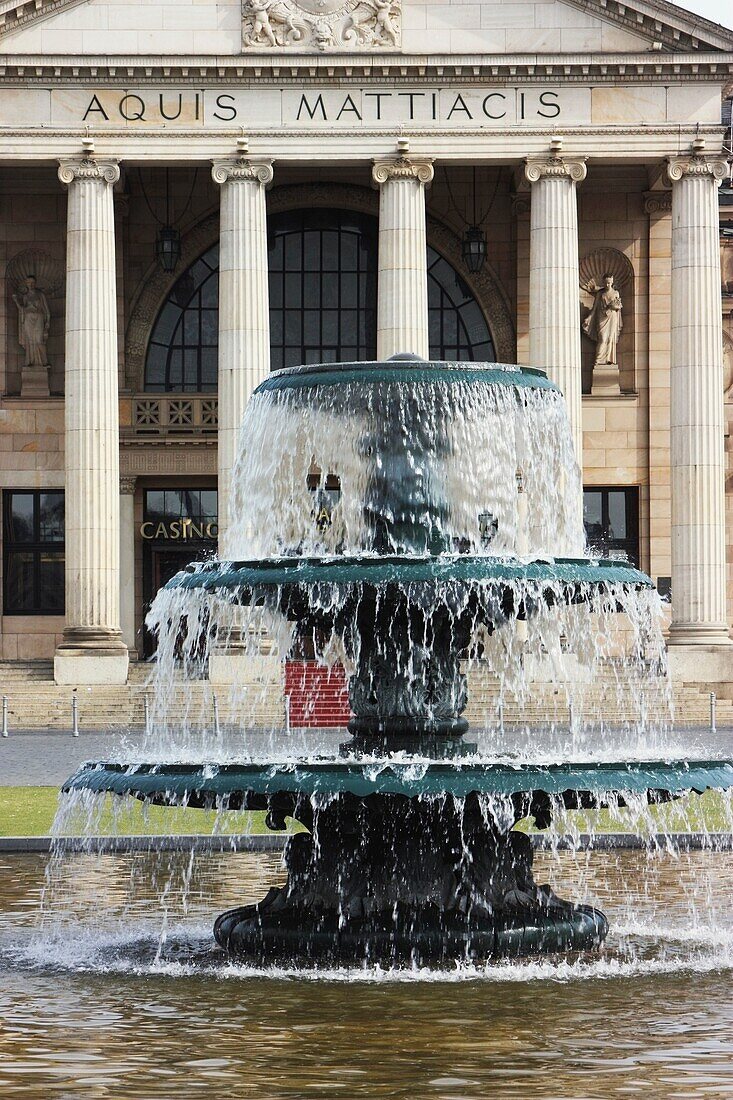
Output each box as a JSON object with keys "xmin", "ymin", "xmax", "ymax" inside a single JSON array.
[{"xmin": 253, "ymin": 357, "xmax": 559, "ymax": 395}]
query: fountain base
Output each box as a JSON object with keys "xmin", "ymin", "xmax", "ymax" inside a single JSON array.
[
  {"xmin": 213, "ymin": 801, "xmax": 608, "ymax": 963},
  {"xmin": 214, "ymin": 897, "xmax": 608, "ymax": 964}
]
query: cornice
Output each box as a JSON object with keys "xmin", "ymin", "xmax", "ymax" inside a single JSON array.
[
  {"xmin": 0, "ymin": 51, "xmax": 731, "ymax": 84},
  {"xmin": 561, "ymin": 0, "xmax": 733, "ymax": 53}
]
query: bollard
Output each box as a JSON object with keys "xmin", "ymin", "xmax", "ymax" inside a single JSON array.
[
  {"xmin": 497, "ymin": 699, "xmax": 504, "ymax": 734},
  {"xmin": 710, "ymin": 692, "xmax": 717, "ymax": 735},
  {"xmin": 213, "ymin": 694, "xmax": 221, "ymax": 737},
  {"xmin": 568, "ymin": 699, "xmax": 574, "ymax": 734},
  {"xmin": 144, "ymin": 692, "xmax": 151, "ymax": 736},
  {"xmin": 1, "ymin": 695, "xmax": 8, "ymax": 738},
  {"xmin": 285, "ymin": 694, "xmax": 291, "ymax": 733},
  {"xmin": 71, "ymin": 692, "xmax": 79, "ymax": 737}
]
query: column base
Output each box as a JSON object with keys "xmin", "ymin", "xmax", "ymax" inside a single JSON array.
[
  {"xmin": 590, "ymin": 363, "xmax": 621, "ymax": 397},
  {"xmin": 667, "ymin": 641, "xmax": 733, "ymax": 688},
  {"xmin": 54, "ymin": 629, "xmax": 129, "ymax": 685}
]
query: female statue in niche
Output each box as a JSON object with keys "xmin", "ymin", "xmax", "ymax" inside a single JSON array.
[
  {"xmin": 13, "ymin": 274, "xmax": 50, "ymax": 368},
  {"xmin": 582, "ymin": 272, "xmax": 623, "ymax": 366}
]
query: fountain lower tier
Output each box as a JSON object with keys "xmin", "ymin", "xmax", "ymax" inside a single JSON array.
[{"xmin": 64, "ymin": 758, "xmax": 732, "ymax": 963}]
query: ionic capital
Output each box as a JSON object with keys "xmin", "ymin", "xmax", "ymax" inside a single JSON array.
[
  {"xmin": 666, "ymin": 155, "xmax": 729, "ymax": 186},
  {"xmin": 58, "ymin": 156, "xmax": 120, "ymax": 187},
  {"xmin": 643, "ymin": 190, "xmax": 672, "ymax": 215},
  {"xmin": 372, "ymin": 156, "xmax": 434, "ymax": 187},
  {"xmin": 211, "ymin": 158, "xmax": 274, "ymax": 187},
  {"xmin": 524, "ymin": 156, "xmax": 587, "ymax": 185}
]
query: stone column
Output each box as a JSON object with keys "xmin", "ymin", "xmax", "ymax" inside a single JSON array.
[
  {"xmin": 54, "ymin": 155, "xmax": 128, "ymax": 685},
  {"xmin": 119, "ymin": 477, "xmax": 137, "ymax": 655},
  {"xmin": 524, "ymin": 155, "xmax": 587, "ymax": 463},
  {"xmin": 372, "ymin": 156, "xmax": 434, "ymax": 360},
  {"xmin": 211, "ymin": 155, "xmax": 273, "ymax": 558},
  {"xmin": 666, "ymin": 153, "xmax": 731, "ymax": 654}
]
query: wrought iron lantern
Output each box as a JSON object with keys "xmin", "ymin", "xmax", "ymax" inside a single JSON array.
[
  {"xmin": 461, "ymin": 225, "xmax": 487, "ymax": 274},
  {"xmin": 156, "ymin": 226, "xmax": 182, "ymax": 273}
]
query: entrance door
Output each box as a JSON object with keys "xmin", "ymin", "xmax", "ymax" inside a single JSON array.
[{"xmin": 144, "ymin": 546, "xmax": 209, "ymax": 658}]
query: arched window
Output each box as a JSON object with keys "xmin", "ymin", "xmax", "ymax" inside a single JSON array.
[{"xmin": 145, "ymin": 210, "xmax": 494, "ymax": 390}]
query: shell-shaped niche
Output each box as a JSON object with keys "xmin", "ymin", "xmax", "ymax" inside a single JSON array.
[
  {"xmin": 5, "ymin": 249, "xmax": 64, "ymax": 297},
  {"xmin": 579, "ymin": 247, "xmax": 633, "ymax": 293}
]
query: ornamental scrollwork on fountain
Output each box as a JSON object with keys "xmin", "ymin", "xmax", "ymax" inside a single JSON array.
[{"xmin": 241, "ymin": 0, "xmax": 400, "ymax": 51}]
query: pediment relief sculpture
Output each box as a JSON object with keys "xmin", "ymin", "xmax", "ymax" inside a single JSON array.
[{"xmin": 242, "ymin": 0, "xmax": 400, "ymax": 50}]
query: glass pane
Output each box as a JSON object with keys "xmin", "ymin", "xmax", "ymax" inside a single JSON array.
[
  {"xmin": 201, "ymin": 309, "xmax": 218, "ymax": 344},
  {"xmin": 5, "ymin": 550, "xmax": 35, "ymax": 611},
  {"xmin": 303, "ymin": 231, "xmax": 320, "ymax": 271},
  {"xmin": 152, "ymin": 302, "xmax": 181, "ymax": 345},
  {"xmin": 9, "ymin": 493, "xmax": 35, "ymax": 542},
  {"xmin": 284, "ymin": 233, "xmax": 302, "ymax": 272},
  {"xmin": 39, "ymin": 493, "xmax": 64, "ymax": 542},
  {"xmin": 199, "ymin": 274, "xmax": 218, "ymax": 308},
  {"xmin": 583, "ymin": 491, "xmax": 603, "ymax": 527},
  {"xmin": 322, "ymin": 232, "xmax": 339, "ymax": 271},
  {"xmin": 200, "ymin": 347, "xmax": 217, "ymax": 390},
  {"xmin": 145, "ymin": 491, "xmax": 165, "ymax": 522},
  {"xmin": 607, "ymin": 491, "xmax": 628, "ymax": 539},
  {"xmin": 284, "ymin": 273, "xmax": 302, "ymax": 308},
  {"xmin": 200, "ymin": 491, "xmax": 218, "ymax": 522},
  {"xmin": 38, "ymin": 552, "xmax": 64, "ymax": 613}
]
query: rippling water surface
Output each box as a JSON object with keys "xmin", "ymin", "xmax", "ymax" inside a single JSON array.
[{"xmin": 1, "ymin": 848, "xmax": 733, "ymax": 1098}]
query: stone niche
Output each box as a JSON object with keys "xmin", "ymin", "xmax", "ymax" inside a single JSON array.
[
  {"xmin": 579, "ymin": 246, "xmax": 635, "ymax": 397},
  {"xmin": 4, "ymin": 247, "xmax": 65, "ymax": 397}
]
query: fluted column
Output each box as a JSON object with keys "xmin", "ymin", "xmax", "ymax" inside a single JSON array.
[
  {"xmin": 211, "ymin": 155, "xmax": 274, "ymax": 557},
  {"xmin": 524, "ymin": 155, "xmax": 587, "ymax": 462},
  {"xmin": 54, "ymin": 155, "xmax": 128, "ymax": 685},
  {"xmin": 119, "ymin": 477, "xmax": 137, "ymax": 655},
  {"xmin": 667, "ymin": 153, "xmax": 731, "ymax": 646},
  {"xmin": 372, "ymin": 156, "xmax": 434, "ymax": 360}
]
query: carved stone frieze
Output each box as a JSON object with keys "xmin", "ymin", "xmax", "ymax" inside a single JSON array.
[{"xmin": 241, "ymin": 0, "xmax": 400, "ymax": 51}]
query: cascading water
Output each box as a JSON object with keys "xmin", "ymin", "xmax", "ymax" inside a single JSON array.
[{"xmin": 57, "ymin": 355, "xmax": 733, "ymax": 968}]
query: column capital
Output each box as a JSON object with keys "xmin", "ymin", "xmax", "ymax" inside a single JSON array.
[
  {"xmin": 666, "ymin": 155, "xmax": 729, "ymax": 185},
  {"xmin": 524, "ymin": 156, "xmax": 587, "ymax": 185},
  {"xmin": 372, "ymin": 156, "xmax": 434, "ymax": 187},
  {"xmin": 211, "ymin": 157, "xmax": 274, "ymax": 187},
  {"xmin": 58, "ymin": 156, "xmax": 120, "ymax": 187},
  {"xmin": 643, "ymin": 190, "xmax": 672, "ymax": 214}
]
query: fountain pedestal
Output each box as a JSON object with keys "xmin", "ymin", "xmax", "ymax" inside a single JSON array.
[{"xmin": 214, "ymin": 794, "xmax": 607, "ymax": 963}]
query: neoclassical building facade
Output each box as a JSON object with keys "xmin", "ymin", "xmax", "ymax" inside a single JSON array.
[{"xmin": 0, "ymin": 0, "xmax": 731, "ymax": 688}]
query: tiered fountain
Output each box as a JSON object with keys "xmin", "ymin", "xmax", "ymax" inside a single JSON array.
[{"xmin": 64, "ymin": 355, "xmax": 733, "ymax": 965}]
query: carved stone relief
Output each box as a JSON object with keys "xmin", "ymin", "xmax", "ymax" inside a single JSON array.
[{"xmin": 241, "ymin": 0, "xmax": 400, "ymax": 51}]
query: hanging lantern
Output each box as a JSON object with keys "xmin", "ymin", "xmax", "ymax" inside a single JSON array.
[
  {"xmin": 462, "ymin": 225, "xmax": 487, "ymax": 274},
  {"xmin": 156, "ymin": 226, "xmax": 181, "ymax": 273}
]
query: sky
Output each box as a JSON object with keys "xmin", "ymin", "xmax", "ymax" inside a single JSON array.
[{"xmin": 673, "ymin": 0, "xmax": 732, "ymax": 29}]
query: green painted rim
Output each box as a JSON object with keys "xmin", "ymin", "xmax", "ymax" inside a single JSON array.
[
  {"xmin": 167, "ymin": 554, "xmax": 653, "ymax": 593},
  {"xmin": 63, "ymin": 759, "xmax": 733, "ymax": 803},
  {"xmin": 254, "ymin": 360, "xmax": 558, "ymax": 395}
]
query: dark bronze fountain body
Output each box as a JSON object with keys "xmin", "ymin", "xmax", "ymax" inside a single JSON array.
[{"xmin": 64, "ymin": 357, "xmax": 733, "ymax": 965}]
